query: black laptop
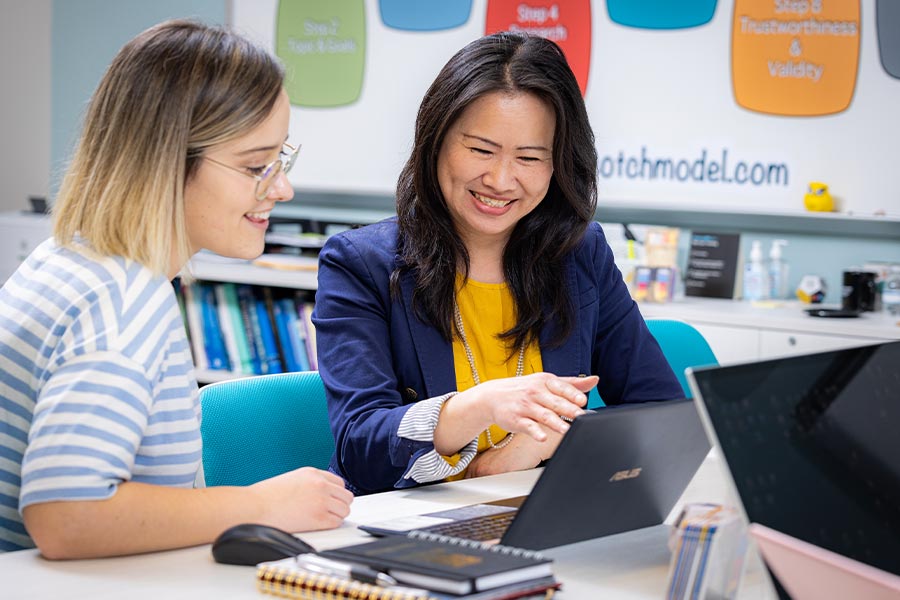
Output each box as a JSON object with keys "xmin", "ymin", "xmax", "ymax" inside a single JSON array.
[
  {"xmin": 359, "ymin": 398, "xmax": 711, "ymax": 550},
  {"xmin": 687, "ymin": 341, "xmax": 900, "ymax": 585}
]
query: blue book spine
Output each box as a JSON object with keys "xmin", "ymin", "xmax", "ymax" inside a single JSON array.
[
  {"xmin": 280, "ymin": 298, "xmax": 310, "ymax": 371},
  {"xmin": 199, "ymin": 283, "xmax": 230, "ymax": 371},
  {"xmin": 254, "ymin": 296, "xmax": 283, "ymax": 374},
  {"xmin": 272, "ymin": 298, "xmax": 299, "ymax": 372},
  {"xmin": 236, "ymin": 285, "xmax": 263, "ymax": 375}
]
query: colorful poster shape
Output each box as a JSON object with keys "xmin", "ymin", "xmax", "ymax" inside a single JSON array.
[
  {"xmin": 485, "ymin": 0, "xmax": 591, "ymax": 96},
  {"xmin": 606, "ymin": 0, "xmax": 717, "ymax": 30},
  {"xmin": 877, "ymin": 0, "xmax": 900, "ymax": 79},
  {"xmin": 276, "ymin": 0, "xmax": 366, "ymax": 107},
  {"xmin": 379, "ymin": 0, "xmax": 472, "ymax": 31},
  {"xmin": 732, "ymin": 0, "xmax": 860, "ymax": 116}
]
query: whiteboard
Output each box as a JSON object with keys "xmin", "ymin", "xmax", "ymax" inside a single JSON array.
[{"xmin": 232, "ymin": 0, "xmax": 900, "ymax": 218}]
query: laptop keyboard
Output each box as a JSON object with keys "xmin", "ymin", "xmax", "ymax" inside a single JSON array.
[{"xmin": 420, "ymin": 511, "xmax": 516, "ymax": 541}]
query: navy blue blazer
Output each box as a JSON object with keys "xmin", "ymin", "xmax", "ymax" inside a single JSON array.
[{"xmin": 313, "ymin": 218, "xmax": 681, "ymax": 495}]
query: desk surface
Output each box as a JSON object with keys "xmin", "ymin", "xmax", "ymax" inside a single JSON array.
[{"xmin": 1, "ymin": 450, "xmax": 775, "ymax": 600}]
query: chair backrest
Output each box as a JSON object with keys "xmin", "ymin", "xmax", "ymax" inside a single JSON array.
[
  {"xmin": 645, "ymin": 318, "xmax": 718, "ymax": 398},
  {"xmin": 199, "ymin": 371, "xmax": 334, "ymax": 487},
  {"xmin": 586, "ymin": 318, "xmax": 718, "ymax": 408}
]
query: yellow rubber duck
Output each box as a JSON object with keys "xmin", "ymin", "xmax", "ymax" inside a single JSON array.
[{"xmin": 804, "ymin": 182, "xmax": 834, "ymax": 212}]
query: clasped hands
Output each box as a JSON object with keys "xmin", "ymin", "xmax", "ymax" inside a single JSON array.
[{"xmin": 437, "ymin": 372, "xmax": 598, "ymax": 479}]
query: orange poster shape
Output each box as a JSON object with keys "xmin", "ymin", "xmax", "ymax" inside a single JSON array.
[
  {"xmin": 485, "ymin": 0, "xmax": 591, "ymax": 96},
  {"xmin": 732, "ymin": 0, "xmax": 860, "ymax": 116}
]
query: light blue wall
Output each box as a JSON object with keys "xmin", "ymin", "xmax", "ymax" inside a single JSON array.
[
  {"xmin": 50, "ymin": 0, "xmax": 227, "ymax": 195},
  {"xmin": 673, "ymin": 230, "xmax": 900, "ymax": 305}
]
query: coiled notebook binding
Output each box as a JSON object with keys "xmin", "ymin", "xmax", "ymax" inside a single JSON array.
[
  {"xmin": 256, "ymin": 563, "xmax": 438, "ymax": 600},
  {"xmin": 406, "ymin": 530, "xmax": 547, "ymax": 561}
]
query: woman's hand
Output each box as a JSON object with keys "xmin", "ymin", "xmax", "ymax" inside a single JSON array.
[
  {"xmin": 23, "ymin": 468, "xmax": 354, "ymax": 560},
  {"xmin": 435, "ymin": 373, "xmax": 596, "ymax": 456},
  {"xmin": 251, "ymin": 467, "xmax": 354, "ymax": 532},
  {"xmin": 471, "ymin": 373, "xmax": 596, "ymax": 441},
  {"xmin": 464, "ymin": 424, "xmax": 565, "ymax": 478}
]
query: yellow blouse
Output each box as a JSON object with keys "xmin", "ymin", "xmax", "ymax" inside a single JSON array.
[{"xmin": 444, "ymin": 277, "xmax": 543, "ymax": 480}]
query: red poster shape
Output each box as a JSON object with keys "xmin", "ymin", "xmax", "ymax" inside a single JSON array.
[{"xmin": 485, "ymin": 0, "xmax": 591, "ymax": 96}]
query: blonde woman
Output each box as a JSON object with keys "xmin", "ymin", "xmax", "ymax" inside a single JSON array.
[{"xmin": 0, "ymin": 20, "xmax": 352, "ymax": 558}]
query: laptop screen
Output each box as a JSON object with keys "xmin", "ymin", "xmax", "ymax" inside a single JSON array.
[{"xmin": 689, "ymin": 341, "xmax": 900, "ymax": 577}]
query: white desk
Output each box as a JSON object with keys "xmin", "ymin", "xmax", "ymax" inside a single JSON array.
[{"xmin": 0, "ymin": 451, "xmax": 775, "ymax": 599}]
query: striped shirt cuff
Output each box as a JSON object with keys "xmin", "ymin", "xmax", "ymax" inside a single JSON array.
[{"xmin": 397, "ymin": 392, "xmax": 479, "ymax": 484}]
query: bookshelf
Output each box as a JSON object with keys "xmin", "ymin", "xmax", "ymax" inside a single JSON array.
[
  {"xmin": 188, "ymin": 255, "xmax": 317, "ymax": 289},
  {"xmin": 183, "ymin": 254, "xmax": 319, "ymax": 385}
]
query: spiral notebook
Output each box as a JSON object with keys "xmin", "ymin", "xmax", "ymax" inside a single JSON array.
[{"xmin": 257, "ymin": 533, "xmax": 560, "ymax": 600}]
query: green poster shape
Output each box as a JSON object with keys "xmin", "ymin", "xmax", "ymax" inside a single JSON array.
[{"xmin": 276, "ymin": 0, "xmax": 366, "ymax": 107}]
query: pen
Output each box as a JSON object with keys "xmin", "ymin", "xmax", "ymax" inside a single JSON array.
[{"xmin": 294, "ymin": 553, "xmax": 399, "ymax": 587}]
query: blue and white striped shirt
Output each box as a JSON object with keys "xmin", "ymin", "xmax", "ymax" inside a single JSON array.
[{"xmin": 0, "ymin": 239, "xmax": 200, "ymax": 551}]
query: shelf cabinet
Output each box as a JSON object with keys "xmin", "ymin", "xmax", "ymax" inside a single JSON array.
[
  {"xmin": 182, "ymin": 260, "xmax": 900, "ymax": 382},
  {"xmin": 640, "ymin": 297, "xmax": 900, "ymax": 366},
  {"xmin": 758, "ymin": 330, "xmax": 881, "ymax": 360},
  {"xmin": 183, "ymin": 257, "xmax": 318, "ymax": 384},
  {"xmin": 688, "ymin": 323, "xmax": 760, "ymax": 365}
]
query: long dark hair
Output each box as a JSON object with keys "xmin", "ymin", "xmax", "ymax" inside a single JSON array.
[{"xmin": 391, "ymin": 31, "xmax": 597, "ymax": 351}]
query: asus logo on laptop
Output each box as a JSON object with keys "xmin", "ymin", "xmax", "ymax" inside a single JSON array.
[{"xmin": 609, "ymin": 468, "xmax": 642, "ymax": 482}]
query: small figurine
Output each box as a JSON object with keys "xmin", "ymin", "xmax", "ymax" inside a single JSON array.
[
  {"xmin": 803, "ymin": 182, "xmax": 834, "ymax": 212},
  {"xmin": 796, "ymin": 274, "xmax": 827, "ymax": 304}
]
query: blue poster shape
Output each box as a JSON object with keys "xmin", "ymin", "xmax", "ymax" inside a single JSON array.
[
  {"xmin": 607, "ymin": 0, "xmax": 717, "ymax": 30},
  {"xmin": 877, "ymin": 0, "xmax": 900, "ymax": 79},
  {"xmin": 379, "ymin": 0, "xmax": 472, "ymax": 31}
]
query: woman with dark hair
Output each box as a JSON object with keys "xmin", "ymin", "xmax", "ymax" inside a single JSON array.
[{"xmin": 313, "ymin": 32, "xmax": 681, "ymax": 495}]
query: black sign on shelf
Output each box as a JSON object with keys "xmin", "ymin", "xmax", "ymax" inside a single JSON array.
[{"xmin": 685, "ymin": 232, "xmax": 742, "ymax": 299}]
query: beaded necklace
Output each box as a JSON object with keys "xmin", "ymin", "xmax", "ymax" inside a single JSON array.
[{"xmin": 453, "ymin": 303, "xmax": 525, "ymax": 449}]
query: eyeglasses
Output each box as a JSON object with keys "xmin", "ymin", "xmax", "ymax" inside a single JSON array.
[{"xmin": 204, "ymin": 142, "xmax": 300, "ymax": 201}]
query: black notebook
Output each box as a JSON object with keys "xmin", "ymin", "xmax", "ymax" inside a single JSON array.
[{"xmin": 319, "ymin": 531, "xmax": 553, "ymax": 595}]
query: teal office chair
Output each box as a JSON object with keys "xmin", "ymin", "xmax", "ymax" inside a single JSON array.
[
  {"xmin": 199, "ymin": 371, "xmax": 335, "ymax": 487},
  {"xmin": 586, "ymin": 319, "xmax": 718, "ymax": 409},
  {"xmin": 645, "ymin": 319, "xmax": 718, "ymax": 398}
]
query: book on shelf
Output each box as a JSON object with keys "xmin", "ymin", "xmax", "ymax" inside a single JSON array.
[
  {"xmin": 318, "ymin": 532, "xmax": 554, "ymax": 595},
  {"xmin": 256, "ymin": 557, "xmax": 559, "ymax": 600},
  {"xmin": 219, "ymin": 283, "xmax": 254, "ymax": 374},
  {"xmin": 180, "ymin": 282, "xmax": 208, "ymax": 371},
  {"xmin": 298, "ymin": 300, "xmax": 317, "ymax": 370},
  {"xmin": 214, "ymin": 283, "xmax": 242, "ymax": 373},
  {"xmin": 279, "ymin": 297, "xmax": 310, "ymax": 371},
  {"xmin": 254, "ymin": 290, "xmax": 284, "ymax": 374},
  {"xmin": 199, "ymin": 282, "xmax": 230, "ymax": 371},
  {"xmin": 262, "ymin": 287, "xmax": 289, "ymax": 371},
  {"xmin": 237, "ymin": 284, "xmax": 266, "ymax": 375},
  {"xmin": 271, "ymin": 298, "xmax": 299, "ymax": 372},
  {"xmin": 252, "ymin": 253, "xmax": 319, "ymax": 271},
  {"xmin": 175, "ymin": 280, "xmax": 319, "ymax": 381}
]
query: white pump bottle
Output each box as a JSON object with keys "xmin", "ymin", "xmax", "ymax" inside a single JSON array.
[
  {"xmin": 743, "ymin": 240, "xmax": 769, "ymax": 301},
  {"xmin": 768, "ymin": 240, "xmax": 789, "ymax": 300}
]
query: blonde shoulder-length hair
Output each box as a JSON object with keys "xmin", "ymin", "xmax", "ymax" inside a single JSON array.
[{"xmin": 53, "ymin": 19, "xmax": 285, "ymax": 276}]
